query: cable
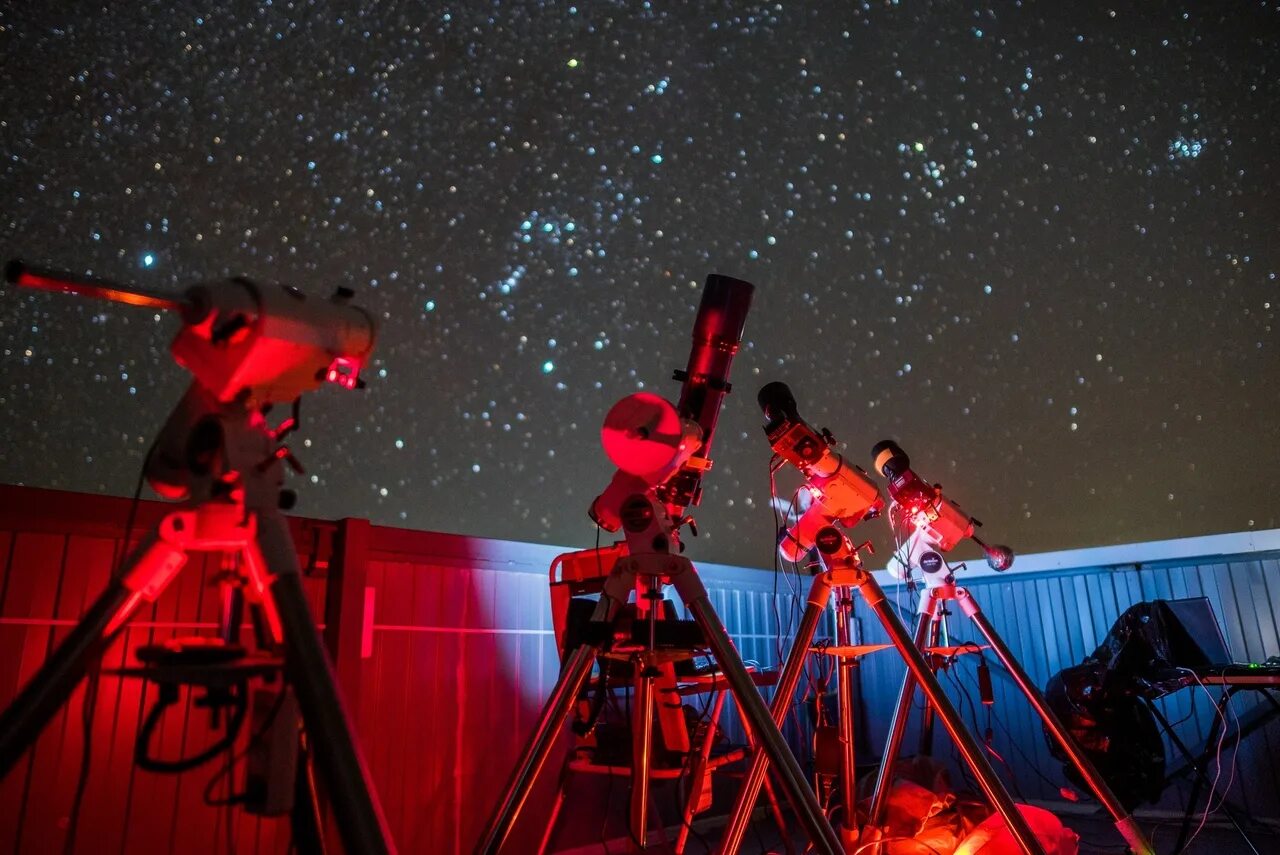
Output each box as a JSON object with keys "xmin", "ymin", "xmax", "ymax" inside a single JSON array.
[
  {"xmin": 1219, "ymin": 693, "xmax": 1244, "ymax": 808},
  {"xmin": 957, "ymin": 646, "xmax": 1095, "ymax": 797},
  {"xmin": 202, "ymin": 685, "xmax": 291, "ymax": 807},
  {"xmin": 61, "ymin": 668, "xmax": 99, "ymax": 855},
  {"xmin": 136, "ymin": 682, "xmax": 250, "ymax": 774},
  {"xmin": 222, "ymin": 736, "xmax": 237, "ymax": 855},
  {"xmin": 1177, "ymin": 667, "xmax": 1235, "ymax": 852},
  {"xmin": 599, "ymin": 749, "xmax": 615, "ymax": 852},
  {"xmin": 671, "ymin": 689, "xmax": 718, "ymax": 854},
  {"xmin": 938, "ymin": 659, "xmax": 985, "ymax": 796},
  {"xmin": 769, "ymin": 461, "xmax": 792, "ymax": 666},
  {"xmin": 63, "ymin": 448, "xmax": 152, "ymax": 855}
]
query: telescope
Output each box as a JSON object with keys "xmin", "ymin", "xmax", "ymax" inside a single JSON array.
[
  {"xmin": 590, "ymin": 274, "xmax": 753, "ymax": 533},
  {"xmin": 863, "ymin": 438, "xmax": 1155, "ymax": 855},
  {"xmin": 716, "ymin": 381, "xmax": 1050, "ymax": 855},
  {"xmin": 7, "ymin": 260, "xmax": 375, "ymax": 404},
  {"xmin": 758, "ymin": 381, "xmax": 883, "ymax": 562},
  {"xmin": 871, "ymin": 439, "xmax": 1013, "ymax": 572},
  {"xmin": 483, "ymin": 277, "xmax": 851, "ymax": 855},
  {"xmin": 7, "ymin": 260, "xmax": 376, "ymax": 501}
]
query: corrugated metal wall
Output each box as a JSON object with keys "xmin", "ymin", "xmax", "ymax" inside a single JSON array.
[
  {"xmin": 0, "ymin": 488, "xmax": 330, "ymax": 855},
  {"xmin": 4, "ymin": 484, "xmax": 1280, "ymax": 853}
]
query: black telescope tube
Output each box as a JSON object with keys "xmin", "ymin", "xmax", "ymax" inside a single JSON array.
[
  {"xmin": 676, "ymin": 274, "xmax": 753, "ymax": 446},
  {"xmin": 662, "ymin": 274, "xmax": 754, "ymax": 509}
]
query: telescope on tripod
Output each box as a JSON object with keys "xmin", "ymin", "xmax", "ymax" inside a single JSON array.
[
  {"xmin": 477, "ymin": 276, "xmax": 848, "ymax": 855},
  {"xmin": 863, "ymin": 439, "xmax": 1153, "ymax": 855},
  {"xmin": 0, "ymin": 260, "xmax": 395, "ymax": 854},
  {"xmin": 717, "ymin": 381, "xmax": 1048, "ymax": 855}
]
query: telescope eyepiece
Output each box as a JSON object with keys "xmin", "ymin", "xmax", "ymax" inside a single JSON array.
[
  {"xmin": 871, "ymin": 439, "xmax": 910, "ymax": 479},
  {"xmin": 757, "ymin": 381, "xmax": 799, "ymax": 424}
]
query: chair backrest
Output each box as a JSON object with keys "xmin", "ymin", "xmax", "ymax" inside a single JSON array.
[{"xmin": 548, "ymin": 542, "xmax": 628, "ymax": 659}]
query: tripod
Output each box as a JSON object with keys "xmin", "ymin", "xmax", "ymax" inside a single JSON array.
[
  {"xmin": 866, "ymin": 531, "xmax": 1153, "ymax": 855},
  {"xmin": 0, "ymin": 262, "xmax": 394, "ymax": 854},
  {"xmin": 533, "ymin": 544, "xmax": 792, "ymax": 855},
  {"xmin": 0, "ymin": 389, "xmax": 394, "ymax": 854},
  {"xmin": 476, "ymin": 494, "xmax": 845, "ymax": 854},
  {"xmin": 717, "ymin": 530, "xmax": 1048, "ymax": 855}
]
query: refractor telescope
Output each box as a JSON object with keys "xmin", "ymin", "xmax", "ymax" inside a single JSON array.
[
  {"xmin": 758, "ymin": 381, "xmax": 883, "ymax": 562},
  {"xmin": 7, "ymin": 260, "xmax": 377, "ymax": 503},
  {"xmin": 6, "ymin": 261, "xmax": 375, "ymax": 405},
  {"xmin": 590, "ymin": 275, "xmax": 753, "ymax": 533},
  {"xmin": 871, "ymin": 439, "xmax": 1013, "ymax": 571}
]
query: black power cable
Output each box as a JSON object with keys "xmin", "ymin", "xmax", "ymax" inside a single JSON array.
[{"xmin": 63, "ymin": 442, "xmax": 152, "ymax": 855}]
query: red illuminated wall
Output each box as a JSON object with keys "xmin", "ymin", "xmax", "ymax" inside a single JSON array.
[
  {"xmin": 0, "ymin": 487, "xmax": 650, "ymax": 853},
  {"xmin": 0, "ymin": 487, "xmax": 326, "ymax": 854}
]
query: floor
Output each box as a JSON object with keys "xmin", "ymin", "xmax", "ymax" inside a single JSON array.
[{"xmin": 722, "ymin": 808, "xmax": 1280, "ymax": 855}]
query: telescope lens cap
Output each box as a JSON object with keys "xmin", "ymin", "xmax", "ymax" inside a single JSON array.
[{"xmin": 602, "ymin": 392, "xmax": 687, "ymax": 476}]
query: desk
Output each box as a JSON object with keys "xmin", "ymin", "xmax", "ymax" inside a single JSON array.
[
  {"xmin": 1143, "ymin": 674, "xmax": 1280, "ymax": 854},
  {"xmin": 1187, "ymin": 673, "xmax": 1280, "ymax": 687}
]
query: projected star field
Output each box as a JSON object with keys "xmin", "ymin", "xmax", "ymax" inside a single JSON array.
[{"xmin": 1, "ymin": 2, "xmax": 1276, "ymax": 568}]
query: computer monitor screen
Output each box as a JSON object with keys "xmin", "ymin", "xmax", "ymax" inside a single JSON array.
[{"xmin": 1161, "ymin": 597, "xmax": 1233, "ymax": 668}]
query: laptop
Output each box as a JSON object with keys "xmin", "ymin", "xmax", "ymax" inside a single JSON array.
[
  {"xmin": 1160, "ymin": 598, "xmax": 1234, "ymax": 669},
  {"xmin": 1160, "ymin": 597, "xmax": 1280, "ymax": 677}
]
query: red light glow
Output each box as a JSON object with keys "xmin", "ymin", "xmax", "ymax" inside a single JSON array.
[{"xmin": 325, "ymin": 356, "xmax": 362, "ymax": 390}]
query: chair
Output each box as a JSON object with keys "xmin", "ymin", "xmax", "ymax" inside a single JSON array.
[{"xmin": 538, "ymin": 543, "xmax": 788, "ymax": 853}]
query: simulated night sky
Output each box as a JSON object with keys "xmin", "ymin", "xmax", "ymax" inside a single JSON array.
[{"xmin": 1, "ymin": 3, "xmax": 1275, "ymax": 569}]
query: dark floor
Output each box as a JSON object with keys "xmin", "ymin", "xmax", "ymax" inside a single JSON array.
[
  {"xmin": 729, "ymin": 807, "xmax": 1280, "ymax": 855},
  {"xmin": 1060, "ymin": 809, "xmax": 1279, "ymax": 855},
  {"xmin": 559, "ymin": 805, "xmax": 1280, "ymax": 854}
]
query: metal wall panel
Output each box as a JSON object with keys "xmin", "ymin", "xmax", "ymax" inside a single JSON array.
[{"xmin": 0, "ymin": 488, "xmax": 306, "ymax": 855}]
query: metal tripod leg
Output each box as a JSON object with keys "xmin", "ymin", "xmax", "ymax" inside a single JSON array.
[
  {"xmin": 718, "ymin": 574, "xmax": 832, "ymax": 855},
  {"xmin": 291, "ymin": 732, "xmax": 330, "ymax": 855},
  {"xmin": 957, "ymin": 588, "xmax": 1154, "ymax": 855},
  {"xmin": 254, "ymin": 513, "xmax": 394, "ymax": 855},
  {"xmin": 0, "ymin": 529, "xmax": 176, "ymax": 777},
  {"xmin": 855, "ymin": 577, "xmax": 1044, "ymax": 855},
  {"xmin": 676, "ymin": 688, "xmax": 727, "ymax": 854},
  {"xmin": 476, "ymin": 642, "xmax": 598, "ymax": 854},
  {"xmin": 866, "ymin": 603, "xmax": 934, "ymax": 830},
  {"xmin": 917, "ymin": 614, "xmax": 943, "ymax": 757},
  {"xmin": 477, "ymin": 556, "xmax": 640, "ymax": 854},
  {"xmin": 631, "ymin": 652, "xmax": 658, "ymax": 850},
  {"xmin": 834, "ymin": 587, "xmax": 859, "ymax": 850},
  {"xmin": 535, "ymin": 759, "xmax": 571, "ymax": 855},
  {"xmin": 669, "ymin": 564, "xmax": 844, "ymax": 855}
]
